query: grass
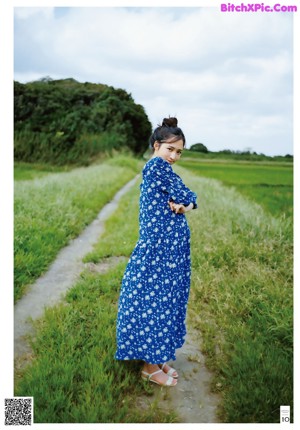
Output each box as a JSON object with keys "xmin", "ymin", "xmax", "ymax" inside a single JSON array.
[
  {"xmin": 14, "ymin": 155, "xmax": 142, "ymax": 302},
  {"xmin": 180, "ymin": 158, "xmax": 293, "ymax": 218},
  {"xmin": 83, "ymin": 180, "xmax": 140, "ymax": 263},
  {"xmin": 184, "ymin": 173, "xmax": 293, "ymax": 423},
  {"xmin": 15, "ymin": 262, "xmax": 177, "ymax": 423},
  {"xmin": 15, "ymin": 159, "xmax": 293, "ymax": 423},
  {"xmin": 183, "ymin": 149, "xmax": 293, "ymax": 163},
  {"xmin": 85, "ymin": 167, "xmax": 293, "ymax": 422},
  {"xmin": 14, "ymin": 162, "xmax": 72, "ymax": 181}
]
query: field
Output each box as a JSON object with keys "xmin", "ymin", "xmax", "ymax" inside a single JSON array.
[
  {"xmin": 180, "ymin": 156, "xmax": 293, "ymax": 218},
  {"xmin": 14, "ymin": 155, "xmax": 293, "ymax": 423},
  {"xmin": 14, "ymin": 156, "xmax": 142, "ymax": 302}
]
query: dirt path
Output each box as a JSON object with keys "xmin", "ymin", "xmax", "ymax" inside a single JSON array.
[
  {"xmin": 14, "ymin": 176, "xmax": 139, "ymax": 360},
  {"xmin": 135, "ymin": 327, "xmax": 221, "ymax": 423},
  {"xmin": 14, "ymin": 176, "xmax": 221, "ymax": 423}
]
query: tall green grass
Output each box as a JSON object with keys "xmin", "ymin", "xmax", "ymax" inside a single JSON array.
[
  {"xmin": 14, "ymin": 162, "xmax": 72, "ymax": 181},
  {"xmin": 85, "ymin": 167, "xmax": 293, "ymax": 422},
  {"xmin": 180, "ymin": 159, "xmax": 293, "ymax": 218},
  {"xmin": 83, "ymin": 179, "xmax": 140, "ymax": 263},
  {"xmin": 183, "ymin": 173, "xmax": 293, "ymax": 423},
  {"xmin": 15, "ymin": 262, "xmax": 177, "ymax": 423},
  {"xmin": 14, "ymin": 156, "xmax": 142, "ymax": 302},
  {"xmin": 15, "ymin": 164, "xmax": 293, "ymax": 423}
]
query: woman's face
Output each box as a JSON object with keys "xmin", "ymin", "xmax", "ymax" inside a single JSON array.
[{"xmin": 153, "ymin": 139, "xmax": 184, "ymax": 165}]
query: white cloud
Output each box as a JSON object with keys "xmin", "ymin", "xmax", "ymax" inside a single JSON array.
[
  {"xmin": 14, "ymin": 7, "xmax": 55, "ymax": 20},
  {"xmin": 14, "ymin": 6, "xmax": 293, "ymax": 155}
]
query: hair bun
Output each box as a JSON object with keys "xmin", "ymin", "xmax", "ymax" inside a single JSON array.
[{"xmin": 162, "ymin": 117, "xmax": 178, "ymax": 128}]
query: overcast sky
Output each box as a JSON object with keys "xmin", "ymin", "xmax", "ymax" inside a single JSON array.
[{"xmin": 14, "ymin": 6, "xmax": 294, "ymax": 156}]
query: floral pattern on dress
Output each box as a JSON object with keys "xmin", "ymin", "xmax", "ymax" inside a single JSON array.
[{"xmin": 115, "ymin": 156, "xmax": 197, "ymax": 364}]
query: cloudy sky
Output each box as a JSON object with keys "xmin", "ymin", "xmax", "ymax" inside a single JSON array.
[{"xmin": 14, "ymin": 5, "xmax": 294, "ymax": 156}]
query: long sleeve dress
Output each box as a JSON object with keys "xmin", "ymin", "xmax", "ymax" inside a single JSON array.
[{"xmin": 115, "ymin": 156, "xmax": 197, "ymax": 364}]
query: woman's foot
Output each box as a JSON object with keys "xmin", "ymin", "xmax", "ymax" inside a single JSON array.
[
  {"xmin": 141, "ymin": 363, "xmax": 177, "ymax": 386},
  {"xmin": 159, "ymin": 362, "xmax": 178, "ymax": 378}
]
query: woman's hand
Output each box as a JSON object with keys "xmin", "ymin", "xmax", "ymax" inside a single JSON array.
[{"xmin": 169, "ymin": 201, "xmax": 194, "ymax": 214}]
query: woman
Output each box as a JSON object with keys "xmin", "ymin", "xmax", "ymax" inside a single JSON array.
[{"xmin": 115, "ymin": 117, "xmax": 197, "ymax": 387}]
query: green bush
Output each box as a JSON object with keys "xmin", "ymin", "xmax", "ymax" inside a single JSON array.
[
  {"xmin": 189, "ymin": 143, "xmax": 208, "ymax": 153},
  {"xmin": 14, "ymin": 78, "xmax": 152, "ymax": 165}
]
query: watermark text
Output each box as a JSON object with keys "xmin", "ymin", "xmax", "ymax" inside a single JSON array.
[{"xmin": 220, "ymin": 3, "xmax": 297, "ymax": 12}]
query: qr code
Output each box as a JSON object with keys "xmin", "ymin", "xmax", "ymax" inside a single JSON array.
[{"xmin": 4, "ymin": 398, "xmax": 33, "ymax": 426}]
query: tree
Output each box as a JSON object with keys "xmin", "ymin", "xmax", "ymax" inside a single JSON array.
[
  {"xmin": 14, "ymin": 78, "xmax": 152, "ymax": 164},
  {"xmin": 189, "ymin": 143, "xmax": 208, "ymax": 153}
]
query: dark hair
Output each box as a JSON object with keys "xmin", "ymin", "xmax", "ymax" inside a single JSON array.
[{"xmin": 149, "ymin": 117, "xmax": 186, "ymax": 148}]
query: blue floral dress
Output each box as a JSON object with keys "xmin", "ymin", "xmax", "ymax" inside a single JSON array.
[{"xmin": 115, "ymin": 156, "xmax": 197, "ymax": 364}]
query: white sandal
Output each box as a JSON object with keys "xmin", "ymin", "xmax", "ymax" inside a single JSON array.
[
  {"xmin": 160, "ymin": 363, "xmax": 178, "ymax": 379},
  {"xmin": 141, "ymin": 369, "xmax": 177, "ymax": 386}
]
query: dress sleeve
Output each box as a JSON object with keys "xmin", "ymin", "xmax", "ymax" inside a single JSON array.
[{"xmin": 144, "ymin": 157, "xmax": 198, "ymax": 208}]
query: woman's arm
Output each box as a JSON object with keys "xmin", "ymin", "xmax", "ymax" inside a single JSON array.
[{"xmin": 145, "ymin": 157, "xmax": 198, "ymax": 208}]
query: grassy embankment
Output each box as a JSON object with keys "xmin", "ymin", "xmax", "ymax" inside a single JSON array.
[
  {"xmin": 15, "ymin": 157, "xmax": 293, "ymax": 423},
  {"xmin": 14, "ymin": 155, "xmax": 142, "ymax": 302}
]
